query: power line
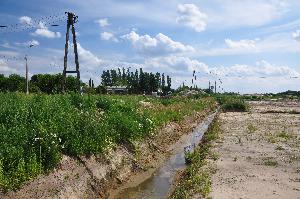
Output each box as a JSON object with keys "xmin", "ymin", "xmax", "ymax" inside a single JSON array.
[
  {"xmin": 0, "ymin": 13, "xmax": 66, "ymax": 33},
  {"xmin": 0, "ymin": 55, "xmax": 24, "ymax": 62}
]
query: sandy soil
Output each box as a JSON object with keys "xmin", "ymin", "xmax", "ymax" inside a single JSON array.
[{"xmin": 210, "ymin": 101, "xmax": 300, "ymax": 199}]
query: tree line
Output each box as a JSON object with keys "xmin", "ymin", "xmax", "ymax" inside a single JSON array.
[
  {"xmin": 0, "ymin": 74, "xmax": 80, "ymax": 94},
  {"xmin": 0, "ymin": 67, "xmax": 172, "ymax": 94},
  {"xmin": 101, "ymin": 67, "xmax": 172, "ymax": 94}
]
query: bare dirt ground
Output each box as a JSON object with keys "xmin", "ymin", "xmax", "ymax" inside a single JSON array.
[{"xmin": 210, "ymin": 101, "xmax": 300, "ymax": 199}]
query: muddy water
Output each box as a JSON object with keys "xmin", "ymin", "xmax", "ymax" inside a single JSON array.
[{"xmin": 113, "ymin": 111, "xmax": 218, "ymax": 199}]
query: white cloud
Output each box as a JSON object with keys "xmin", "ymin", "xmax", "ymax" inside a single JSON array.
[
  {"xmin": 0, "ymin": 42, "xmax": 18, "ymax": 50},
  {"xmin": 145, "ymin": 55, "xmax": 209, "ymax": 72},
  {"xmin": 210, "ymin": 60, "xmax": 299, "ymax": 77},
  {"xmin": 101, "ymin": 32, "xmax": 118, "ymax": 42},
  {"xmin": 292, "ymin": 29, "xmax": 300, "ymax": 41},
  {"xmin": 210, "ymin": 0, "xmax": 289, "ymax": 27},
  {"xmin": 19, "ymin": 16, "xmax": 33, "ymax": 25},
  {"xmin": 0, "ymin": 59, "xmax": 18, "ymax": 74},
  {"xmin": 121, "ymin": 31, "xmax": 194, "ymax": 56},
  {"xmin": 15, "ymin": 40, "xmax": 40, "ymax": 47},
  {"xmin": 197, "ymin": 32, "xmax": 300, "ymax": 56},
  {"xmin": 176, "ymin": 4, "xmax": 207, "ymax": 32},
  {"xmin": 260, "ymin": 19, "xmax": 300, "ymax": 35},
  {"xmin": 30, "ymin": 40, "xmax": 40, "ymax": 46},
  {"xmin": 225, "ymin": 39, "xmax": 257, "ymax": 49},
  {"xmin": 96, "ymin": 18, "xmax": 109, "ymax": 27},
  {"xmin": 31, "ymin": 22, "xmax": 61, "ymax": 39},
  {"xmin": 144, "ymin": 54, "xmax": 299, "ymax": 80},
  {"xmin": 77, "ymin": 43, "xmax": 102, "ymax": 69},
  {"xmin": 0, "ymin": 50, "xmax": 19, "ymax": 57},
  {"xmin": 142, "ymin": 56, "xmax": 300, "ymax": 94}
]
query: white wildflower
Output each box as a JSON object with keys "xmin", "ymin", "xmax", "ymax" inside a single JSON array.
[{"xmin": 34, "ymin": 137, "xmax": 42, "ymax": 141}]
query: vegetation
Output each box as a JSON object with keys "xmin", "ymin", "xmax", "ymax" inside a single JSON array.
[
  {"xmin": 0, "ymin": 67, "xmax": 173, "ymax": 95},
  {"xmin": 242, "ymin": 90, "xmax": 300, "ymax": 101},
  {"xmin": 276, "ymin": 90, "xmax": 300, "ymax": 97},
  {"xmin": 0, "ymin": 93, "xmax": 215, "ymax": 191},
  {"xmin": 101, "ymin": 67, "xmax": 172, "ymax": 94},
  {"xmin": 0, "ymin": 74, "xmax": 80, "ymax": 93},
  {"xmin": 247, "ymin": 124, "xmax": 257, "ymax": 134},
  {"xmin": 263, "ymin": 158, "xmax": 278, "ymax": 167},
  {"xmin": 216, "ymin": 95, "xmax": 249, "ymax": 112},
  {"xmin": 170, "ymin": 119, "xmax": 220, "ymax": 199}
]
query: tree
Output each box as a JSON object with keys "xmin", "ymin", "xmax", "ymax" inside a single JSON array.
[
  {"xmin": 122, "ymin": 68, "xmax": 127, "ymax": 85},
  {"xmin": 7, "ymin": 74, "xmax": 25, "ymax": 92},
  {"xmin": 110, "ymin": 69, "xmax": 118, "ymax": 85},
  {"xmin": 155, "ymin": 72, "xmax": 161, "ymax": 91},
  {"xmin": 0, "ymin": 74, "xmax": 6, "ymax": 92},
  {"xmin": 101, "ymin": 70, "xmax": 111, "ymax": 86},
  {"xmin": 88, "ymin": 78, "xmax": 92, "ymax": 87},
  {"xmin": 139, "ymin": 68, "xmax": 145, "ymax": 93},
  {"xmin": 99, "ymin": 68, "xmax": 172, "ymax": 95},
  {"xmin": 161, "ymin": 73, "xmax": 165, "ymax": 88},
  {"xmin": 167, "ymin": 75, "xmax": 171, "ymax": 91},
  {"xmin": 30, "ymin": 74, "xmax": 80, "ymax": 94}
]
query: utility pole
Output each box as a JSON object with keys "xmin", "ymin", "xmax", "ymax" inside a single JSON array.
[
  {"xmin": 25, "ymin": 55, "xmax": 29, "ymax": 95},
  {"xmin": 62, "ymin": 12, "xmax": 80, "ymax": 92}
]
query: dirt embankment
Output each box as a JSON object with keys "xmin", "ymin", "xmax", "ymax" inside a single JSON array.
[
  {"xmin": 210, "ymin": 101, "xmax": 300, "ymax": 199},
  {"xmin": 2, "ymin": 106, "xmax": 215, "ymax": 199}
]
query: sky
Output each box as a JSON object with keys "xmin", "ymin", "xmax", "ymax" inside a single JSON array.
[{"xmin": 0, "ymin": 0, "xmax": 300, "ymax": 94}]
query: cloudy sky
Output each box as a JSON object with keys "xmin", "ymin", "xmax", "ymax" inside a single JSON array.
[{"xmin": 0, "ymin": 0, "xmax": 300, "ymax": 93}]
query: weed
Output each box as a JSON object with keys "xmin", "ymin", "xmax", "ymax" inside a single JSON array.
[
  {"xmin": 263, "ymin": 158, "xmax": 278, "ymax": 166},
  {"xmin": 236, "ymin": 136, "xmax": 242, "ymax": 144},
  {"xmin": 247, "ymin": 124, "xmax": 256, "ymax": 133},
  {"xmin": 75, "ymin": 173, "xmax": 79, "ymax": 180},
  {"xmin": 209, "ymin": 152, "xmax": 219, "ymax": 161},
  {"xmin": 275, "ymin": 145, "xmax": 284, "ymax": 150},
  {"xmin": 220, "ymin": 96, "xmax": 249, "ymax": 112},
  {"xmin": 63, "ymin": 174, "xmax": 69, "ymax": 181},
  {"xmin": 170, "ymin": 120, "xmax": 220, "ymax": 199},
  {"xmin": 277, "ymin": 131, "xmax": 293, "ymax": 140},
  {"xmin": 267, "ymin": 135, "xmax": 277, "ymax": 143}
]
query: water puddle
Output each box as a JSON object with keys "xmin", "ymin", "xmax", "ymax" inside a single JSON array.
[{"xmin": 113, "ymin": 111, "xmax": 218, "ymax": 199}]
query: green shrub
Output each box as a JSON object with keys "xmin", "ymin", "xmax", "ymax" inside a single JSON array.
[{"xmin": 221, "ymin": 97, "xmax": 248, "ymax": 112}]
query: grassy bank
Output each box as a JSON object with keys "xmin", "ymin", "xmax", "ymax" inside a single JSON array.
[
  {"xmin": 169, "ymin": 118, "xmax": 220, "ymax": 199},
  {"xmin": 0, "ymin": 93, "xmax": 216, "ymax": 191}
]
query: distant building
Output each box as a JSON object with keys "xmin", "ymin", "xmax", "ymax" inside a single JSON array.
[{"xmin": 106, "ymin": 86, "xmax": 128, "ymax": 94}]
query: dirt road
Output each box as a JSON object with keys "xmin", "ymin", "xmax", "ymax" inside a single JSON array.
[{"xmin": 210, "ymin": 101, "xmax": 300, "ymax": 199}]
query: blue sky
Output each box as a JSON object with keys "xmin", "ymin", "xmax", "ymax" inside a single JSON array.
[{"xmin": 0, "ymin": 0, "xmax": 300, "ymax": 93}]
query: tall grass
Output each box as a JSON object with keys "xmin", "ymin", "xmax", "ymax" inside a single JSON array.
[
  {"xmin": 216, "ymin": 95, "xmax": 249, "ymax": 112},
  {"xmin": 0, "ymin": 93, "xmax": 215, "ymax": 191}
]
